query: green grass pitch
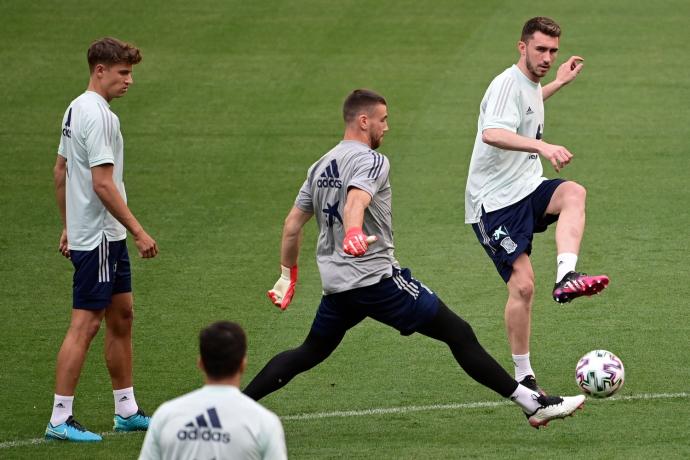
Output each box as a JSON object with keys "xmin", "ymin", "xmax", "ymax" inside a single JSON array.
[{"xmin": 1, "ymin": 0, "xmax": 689, "ymax": 458}]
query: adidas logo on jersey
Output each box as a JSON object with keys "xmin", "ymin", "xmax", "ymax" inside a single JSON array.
[
  {"xmin": 317, "ymin": 159, "xmax": 342, "ymax": 188},
  {"xmin": 62, "ymin": 107, "xmax": 73, "ymax": 138},
  {"xmin": 526, "ymin": 106, "xmax": 534, "ymax": 115},
  {"xmin": 177, "ymin": 407, "xmax": 230, "ymax": 443}
]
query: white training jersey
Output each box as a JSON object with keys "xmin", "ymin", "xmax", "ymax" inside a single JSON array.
[
  {"xmin": 465, "ymin": 64, "xmax": 547, "ymax": 224},
  {"xmin": 58, "ymin": 91, "xmax": 127, "ymax": 250},
  {"xmin": 139, "ymin": 385, "xmax": 287, "ymax": 460}
]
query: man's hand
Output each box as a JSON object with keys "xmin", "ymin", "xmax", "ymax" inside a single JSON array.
[
  {"xmin": 267, "ymin": 265, "xmax": 298, "ymax": 310},
  {"xmin": 538, "ymin": 142, "xmax": 573, "ymax": 173},
  {"xmin": 343, "ymin": 227, "xmax": 377, "ymax": 257},
  {"xmin": 58, "ymin": 229, "xmax": 70, "ymax": 259},
  {"xmin": 134, "ymin": 230, "xmax": 158, "ymax": 258},
  {"xmin": 555, "ymin": 56, "xmax": 584, "ymax": 86}
]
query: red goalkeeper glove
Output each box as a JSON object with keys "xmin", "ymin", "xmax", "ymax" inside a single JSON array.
[
  {"xmin": 267, "ymin": 265, "xmax": 298, "ymax": 310},
  {"xmin": 343, "ymin": 227, "xmax": 377, "ymax": 257}
]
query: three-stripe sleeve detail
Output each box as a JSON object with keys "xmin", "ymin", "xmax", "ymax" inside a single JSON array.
[
  {"xmin": 97, "ymin": 104, "xmax": 112, "ymax": 147},
  {"xmin": 493, "ymin": 79, "xmax": 514, "ymax": 118},
  {"xmin": 368, "ymin": 152, "xmax": 384, "ymax": 179}
]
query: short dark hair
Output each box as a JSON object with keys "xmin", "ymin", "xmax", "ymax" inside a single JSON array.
[
  {"xmin": 343, "ymin": 89, "xmax": 387, "ymax": 123},
  {"xmin": 199, "ymin": 321, "xmax": 247, "ymax": 379},
  {"xmin": 521, "ymin": 17, "xmax": 561, "ymax": 43},
  {"xmin": 87, "ymin": 37, "xmax": 142, "ymax": 73}
]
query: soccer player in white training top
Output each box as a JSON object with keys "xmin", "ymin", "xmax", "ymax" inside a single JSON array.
[
  {"xmin": 47, "ymin": 37, "xmax": 158, "ymax": 442},
  {"xmin": 464, "ymin": 17, "xmax": 609, "ymax": 395},
  {"xmin": 139, "ymin": 322, "xmax": 287, "ymax": 460},
  {"xmin": 244, "ymin": 88, "xmax": 585, "ymax": 430}
]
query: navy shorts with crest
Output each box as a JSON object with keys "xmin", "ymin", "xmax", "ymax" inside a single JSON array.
[
  {"xmin": 311, "ymin": 267, "xmax": 440, "ymax": 337},
  {"xmin": 70, "ymin": 236, "xmax": 132, "ymax": 309},
  {"xmin": 472, "ymin": 178, "xmax": 565, "ymax": 283}
]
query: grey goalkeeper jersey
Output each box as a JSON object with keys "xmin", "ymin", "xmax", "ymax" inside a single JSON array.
[{"xmin": 295, "ymin": 140, "xmax": 397, "ymax": 295}]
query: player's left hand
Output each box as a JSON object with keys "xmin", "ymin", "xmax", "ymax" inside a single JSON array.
[
  {"xmin": 343, "ymin": 227, "xmax": 377, "ymax": 257},
  {"xmin": 58, "ymin": 228, "xmax": 70, "ymax": 259},
  {"xmin": 555, "ymin": 56, "xmax": 584, "ymax": 86},
  {"xmin": 267, "ymin": 265, "xmax": 298, "ymax": 310}
]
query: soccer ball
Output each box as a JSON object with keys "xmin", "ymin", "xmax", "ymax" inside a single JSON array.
[{"xmin": 575, "ymin": 350, "xmax": 625, "ymax": 398}]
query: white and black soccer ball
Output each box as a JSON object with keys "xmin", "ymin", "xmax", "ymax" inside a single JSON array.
[{"xmin": 575, "ymin": 350, "xmax": 625, "ymax": 398}]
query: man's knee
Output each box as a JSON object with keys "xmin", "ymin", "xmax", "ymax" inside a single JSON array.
[
  {"xmin": 106, "ymin": 294, "xmax": 134, "ymax": 332},
  {"xmin": 68, "ymin": 312, "xmax": 103, "ymax": 342},
  {"xmin": 564, "ymin": 182, "xmax": 587, "ymax": 207},
  {"xmin": 453, "ymin": 314, "xmax": 479, "ymax": 346},
  {"xmin": 508, "ymin": 276, "xmax": 535, "ymax": 303},
  {"xmin": 420, "ymin": 300, "xmax": 479, "ymax": 346}
]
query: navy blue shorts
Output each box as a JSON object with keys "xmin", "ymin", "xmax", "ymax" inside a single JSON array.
[
  {"xmin": 472, "ymin": 179, "xmax": 565, "ymax": 283},
  {"xmin": 70, "ymin": 237, "xmax": 132, "ymax": 309},
  {"xmin": 310, "ymin": 267, "xmax": 440, "ymax": 337}
]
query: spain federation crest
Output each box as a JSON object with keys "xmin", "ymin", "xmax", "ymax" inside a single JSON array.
[{"xmin": 500, "ymin": 237, "xmax": 518, "ymax": 254}]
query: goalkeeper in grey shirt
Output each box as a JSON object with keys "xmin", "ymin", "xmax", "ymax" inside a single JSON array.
[{"xmin": 244, "ymin": 89, "xmax": 585, "ymax": 428}]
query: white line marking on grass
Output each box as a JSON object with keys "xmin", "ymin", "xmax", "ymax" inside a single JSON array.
[
  {"xmin": 281, "ymin": 391, "xmax": 689, "ymax": 421},
  {"xmin": 282, "ymin": 400, "xmax": 510, "ymax": 421},
  {"xmin": 1, "ymin": 392, "xmax": 687, "ymax": 449}
]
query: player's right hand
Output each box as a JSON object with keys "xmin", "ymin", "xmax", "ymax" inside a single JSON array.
[
  {"xmin": 134, "ymin": 230, "xmax": 158, "ymax": 258},
  {"xmin": 538, "ymin": 142, "xmax": 573, "ymax": 172},
  {"xmin": 267, "ymin": 265, "xmax": 298, "ymax": 310},
  {"xmin": 343, "ymin": 227, "xmax": 377, "ymax": 257},
  {"xmin": 58, "ymin": 228, "xmax": 70, "ymax": 259}
]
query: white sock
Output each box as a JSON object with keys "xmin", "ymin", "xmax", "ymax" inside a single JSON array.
[
  {"xmin": 512, "ymin": 353, "xmax": 534, "ymax": 382},
  {"xmin": 556, "ymin": 253, "xmax": 578, "ymax": 283},
  {"xmin": 509, "ymin": 384, "xmax": 541, "ymax": 413},
  {"xmin": 113, "ymin": 387, "xmax": 138, "ymax": 418},
  {"xmin": 50, "ymin": 394, "xmax": 74, "ymax": 426}
]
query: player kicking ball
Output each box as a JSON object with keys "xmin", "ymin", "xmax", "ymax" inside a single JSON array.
[
  {"xmin": 464, "ymin": 17, "xmax": 609, "ymax": 395},
  {"xmin": 243, "ymin": 89, "xmax": 584, "ymax": 428}
]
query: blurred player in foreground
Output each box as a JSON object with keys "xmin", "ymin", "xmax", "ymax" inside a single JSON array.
[
  {"xmin": 464, "ymin": 17, "xmax": 609, "ymax": 395},
  {"xmin": 47, "ymin": 37, "xmax": 158, "ymax": 442},
  {"xmin": 244, "ymin": 88, "xmax": 585, "ymax": 428},
  {"xmin": 139, "ymin": 321, "xmax": 287, "ymax": 460}
]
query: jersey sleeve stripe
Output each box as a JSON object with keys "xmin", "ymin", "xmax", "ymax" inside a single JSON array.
[
  {"xmin": 373, "ymin": 154, "xmax": 384, "ymax": 179},
  {"xmin": 492, "ymin": 79, "xmax": 509, "ymax": 116},
  {"xmin": 495, "ymin": 79, "xmax": 514, "ymax": 118},
  {"xmin": 368, "ymin": 152, "xmax": 383, "ymax": 179},
  {"xmin": 367, "ymin": 152, "xmax": 378, "ymax": 178},
  {"xmin": 96, "ymin": 104, "xmax": 111, "ymax": 147}
]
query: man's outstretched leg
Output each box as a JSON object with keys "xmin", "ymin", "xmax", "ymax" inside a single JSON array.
[
  {"xmin": 416, "ymin": 300, "xmax": 585, "ymax": 428},
  {"xmin": 243, "ymin": 330, "xmax": 344, "ymax": 401},
  {"xmin": 546, "ymin": 181, "xmax": 609, "ymax": 303}
]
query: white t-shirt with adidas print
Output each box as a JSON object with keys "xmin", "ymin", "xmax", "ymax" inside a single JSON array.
[
  {"xmin": 464, "ymin": 64, "xmax": 547, "ymax": 224},
  {"xmin": 139, "ymin": 385, "xmax": 287, "ymax": 460},
  {"xmin": 58, "ymin": 91, "xmax": 127, "ymax": 250}
]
